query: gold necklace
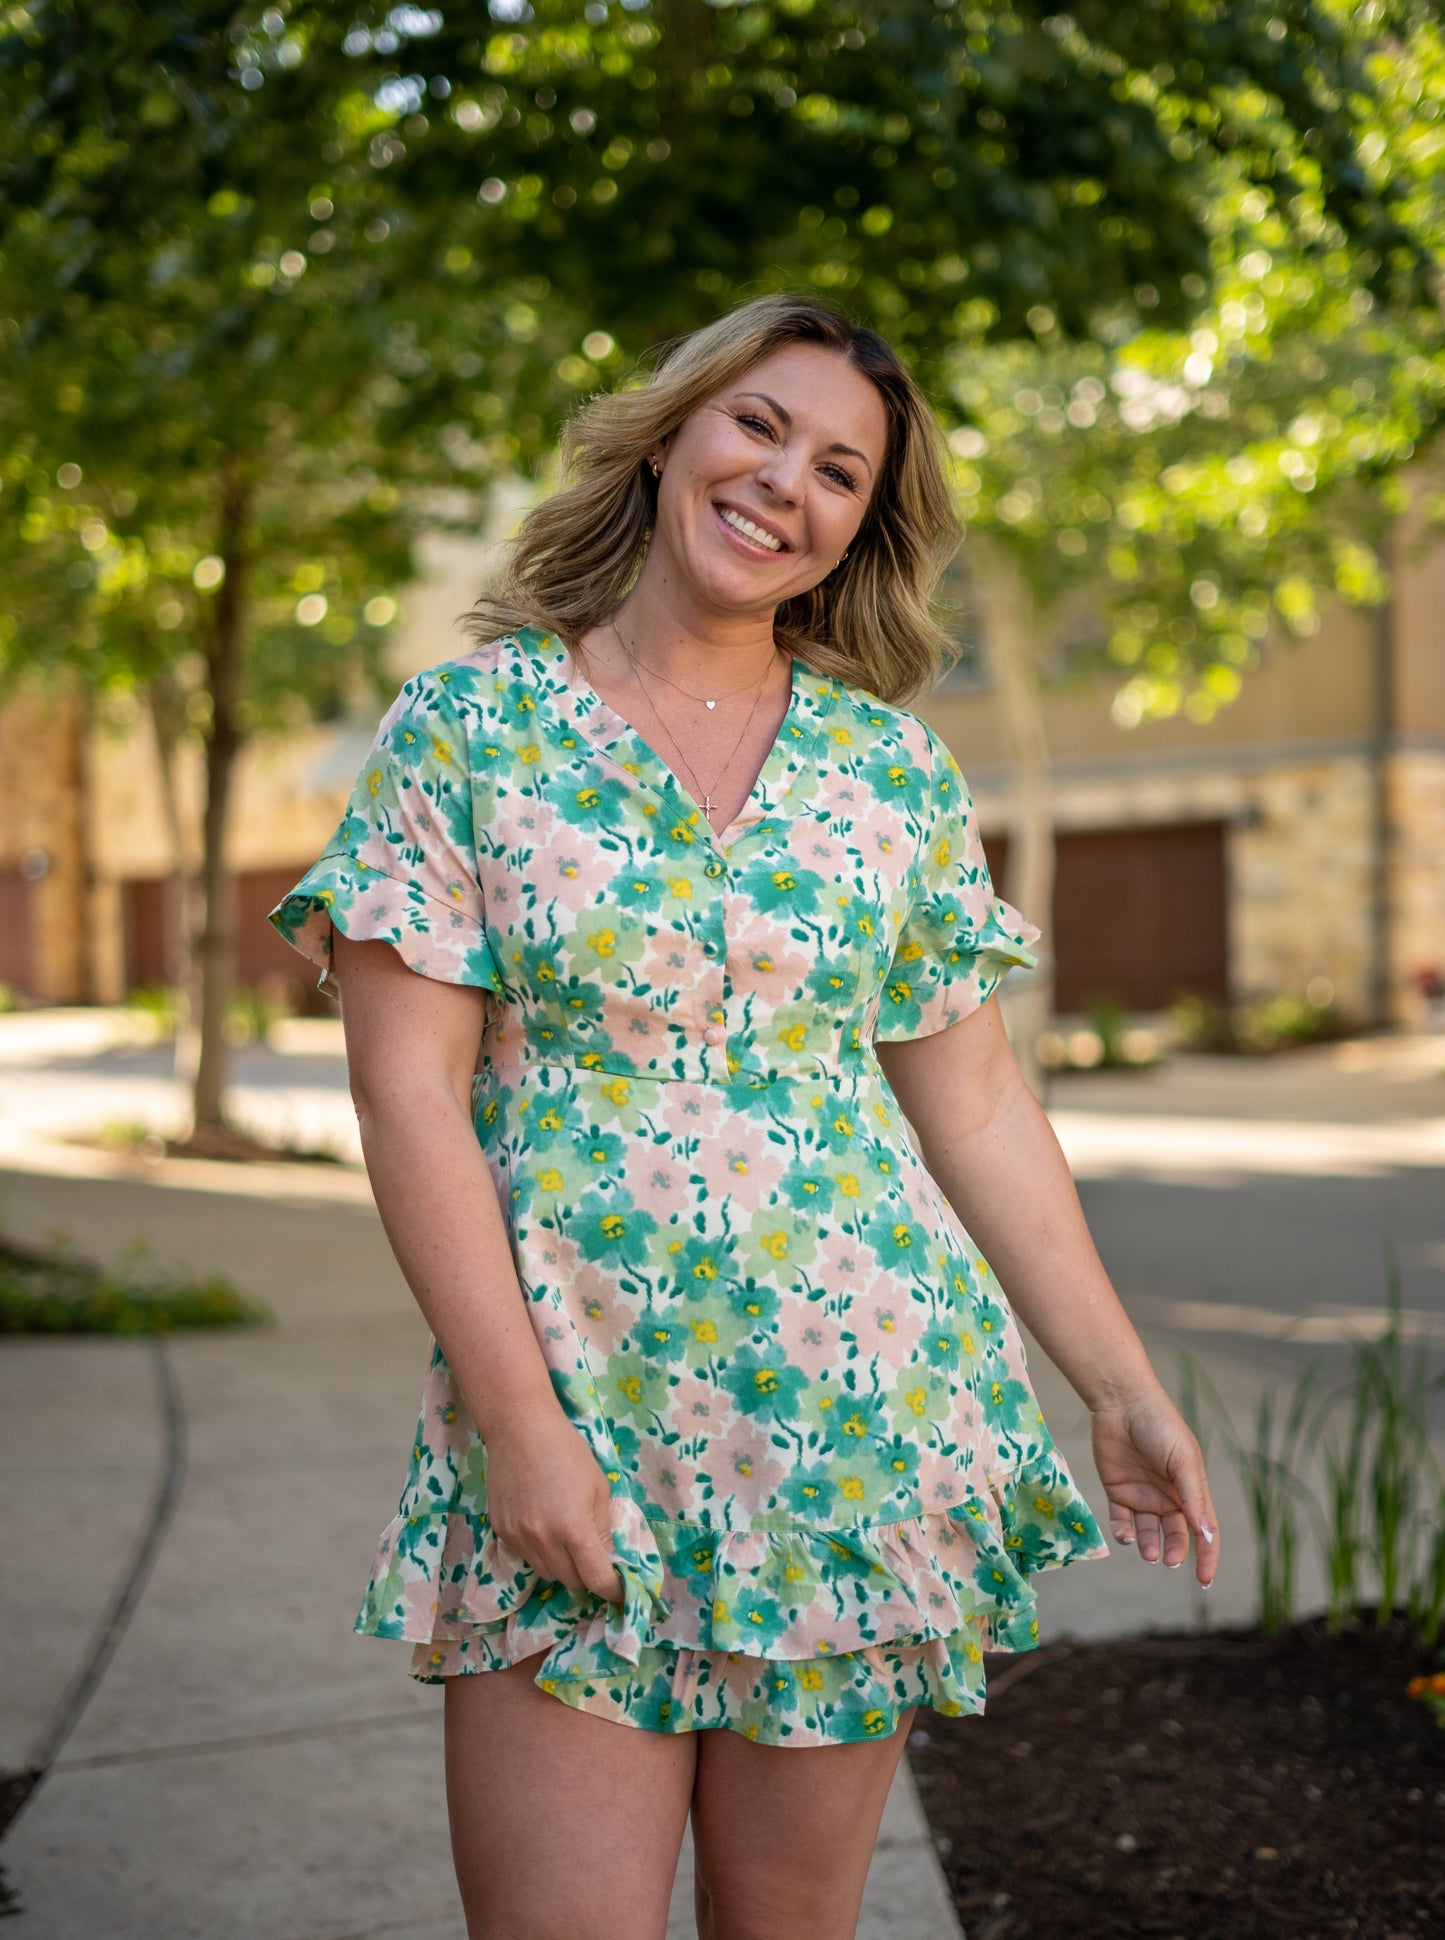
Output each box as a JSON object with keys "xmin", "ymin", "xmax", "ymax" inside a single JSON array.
[
  {"xmin": 610, "ymin": 619, "xmax": 773, "ymax": 711},
  {"xmin": 616, "ymin": 628, "xmax": 778, "ymax": 825}
]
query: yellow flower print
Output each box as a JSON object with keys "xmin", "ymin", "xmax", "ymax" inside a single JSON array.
[
  {"xmin": 837, "ymin": 1172, "xmax": 861, "ymax": 1198},
  {"xmin": 669, "ymin": 877, "xmax": 692, "ymax": 899},
  {"xmin": 798, "ymin": 1666, "xmax": 825, "ymax": 1691},
  {"xmin": 760, "ymin": 1231, "xmax": 789, "ymax": 1260},
  {"xmin": 933, "ymin": 835, "xmax": 952, "ymax": 867},
  {"xmin": 840, "ymin": 1475, "xmax": 865, "ymax": 1501},
  {"xmin": 601, "ymin": 1212, "xmax": 627, "ymax": 1239},
  {"xmin": 692, "ymin": 1257, "xmax": 719, "ymax": 1281},
  {"xmin": 771, "ymin": 870, "xmax": 796, "ymax": 893},
  {"xmin": 1032, "ymin": 1494, "xmax": 1056, "ymax": 1517},
  {"xmin": 904, "ymin": 1387, "xmax": 927, "ymax": 1416},
  {"xmin": 779, "ymin": 1021, "xmax": 807, "ymax": 1051},
  {"xmin": 537, "ymin": 1167, "xmax": 563, "ymax": 1192},
  {"xmin": 601, "ymin": 1077, "xmax": 630, "ymax": 1106},
  {"xmin": 833, "ymin": 1113, "xmax": 854, "ymax": 1137},
  {"xmin": 753, "ymin": 1367, "xmax": 780, "ymax": 1394},
  {"xmin": 617, "ymin": 1375, "xmax": 642, "ymax": 1403},
  {"xmin": 588, "ymin": 929, "xmax": 617, "ymax": 958},
  {"xmin": 691, "ymin": 1319, "xmax": 718, "ymax": 1343},
  {"xmin": 861, "ymin": 1711, "xmax": 887, "ymax": 1735},
  {"xmin": 518, "ymin": 742, "xmax": 541, "ymax": 765},
  {"xmin": 830, "ymin": 726, "xmax": 853, "ymax": 745},
  {"xmin": 366, "ymin": 767, "xmax": 384, "ymax": 796},
  {"xmin": 784, "ymin": 1563, "xmax": 806, "ymax": 1582},
  {"xmin": 538, "ymin": 1108, "xmax": 563, "ymax": 1131},
  {"xmin": 841, "ymin": 1412, "xmax": 868, "ymax": 1437},
  {"xmin": 575, "ymin": 786, "xmax": 600, "ymax": 810}
]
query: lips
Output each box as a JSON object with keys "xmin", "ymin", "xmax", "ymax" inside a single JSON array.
[{"xmin": 713, "ymin": 499, "xmax": 791, "ymax": 553}]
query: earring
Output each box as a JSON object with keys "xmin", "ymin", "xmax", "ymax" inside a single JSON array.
[{"xmin": 650, "ymin": 459, "xmax": 662, "ymax": 478}]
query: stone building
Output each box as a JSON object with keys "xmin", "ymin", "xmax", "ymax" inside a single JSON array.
[{"xmin": 3, "ymin": 523, "xmax": 1442, "ymax": 1026}]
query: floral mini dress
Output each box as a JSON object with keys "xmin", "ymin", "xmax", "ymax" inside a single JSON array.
[{"xmin": 270, "ymin": 625, "xmax": 1109, "ymax": 1747}]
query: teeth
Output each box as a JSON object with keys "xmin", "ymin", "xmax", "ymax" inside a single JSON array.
[{"xmin": 719, "ymin": 506, "xmax": 782, "ymax": 551}]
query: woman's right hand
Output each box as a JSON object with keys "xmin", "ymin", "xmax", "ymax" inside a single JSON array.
[{"xmin": 482, "ymin": 1407, "xmax": 626, "ymax": 1604}]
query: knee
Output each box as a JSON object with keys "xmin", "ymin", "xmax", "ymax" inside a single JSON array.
[{"xmin": 692, "ymin": 1864, "xmax": 847, "ymax": 1940}]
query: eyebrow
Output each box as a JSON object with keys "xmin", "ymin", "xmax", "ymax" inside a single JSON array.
[{"xmin": 733, "ymin": 391, "xmax": 875, "ymax": 475}]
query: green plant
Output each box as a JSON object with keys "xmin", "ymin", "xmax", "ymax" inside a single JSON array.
[
  {"xmin": 224, "ymin": 982, "xmax": 295, "ymax": 1047},
  {"xmin": 1181, "ymin": 1352, "xmax": 1324, "ymax": 1634},
  {"xmin": 0, "ymin": 1230, "xmax": 269, "ymax": 1335},
  {"xmin": 1168, "ymin": 991, "xmax": 1240, "ymax": 1054},
  {"xmin": 125, "ymin": 984, "xmax": 180, "ymax": 1039},
  {"xmin": 1179, "ymin": 1250, "xmax": 1445, "ymax": 1645},
  {"xmin": 1238, "ymin": 992, "xmax": 1347, "ymax": 1052}
]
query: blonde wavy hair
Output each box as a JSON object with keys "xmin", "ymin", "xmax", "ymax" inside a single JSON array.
[{"xmin": 466, "ymin": 294, "xmax": 962, "ymax": 704}]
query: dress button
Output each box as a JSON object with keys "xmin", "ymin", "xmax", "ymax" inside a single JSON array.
[
  {"xmin": 703, "ymin": 1025, "xmax": 722, "ymax": 1046},
  {"xmin": 704, "ymin": 861, "xmax": 724, "ymax": 879}
]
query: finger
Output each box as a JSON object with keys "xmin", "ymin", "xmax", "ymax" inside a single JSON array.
[
  {"xmin": 571, "ymin": 1535, "xmax": 625, "ymax": 1605},
  {"xmin": 1134, "ymin": 1511, "xmax": 1163, "ymax": 1562},
  {"xmin": 1172, "ymin": 1455, "xmax": 1221, "ymax": 1582},
  {"xmin": 1159, "ymin": 1509, "xmax": 1192, "ymax": 1569},
  {"xmin": 1109, "ymin": 1506, "xmax": 1137, "ymax": 1548}
]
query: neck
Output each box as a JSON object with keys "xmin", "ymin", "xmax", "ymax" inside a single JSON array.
[{"xmin": 611, "ymin": 578, "xmax": 781, "ymax": 688}]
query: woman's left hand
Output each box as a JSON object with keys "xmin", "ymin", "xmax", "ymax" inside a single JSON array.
[{"xmin": 1089, "ymin": 1385, "xmax": 1220, "ymax": 1587}]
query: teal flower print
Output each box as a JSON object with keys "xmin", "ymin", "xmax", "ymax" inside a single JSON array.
[
  {"xmin": 723, "ymin": 1346, "xmax": 810, "ymax": 1422},
  {"xmin": 571, "ymin": 1188, "xmax": 659, "ymax": 1269}
]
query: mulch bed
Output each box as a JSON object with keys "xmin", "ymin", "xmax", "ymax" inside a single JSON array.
[{"xmin": 907, "ymin": 1612, "xmax": 1444, "ymax": 1940}]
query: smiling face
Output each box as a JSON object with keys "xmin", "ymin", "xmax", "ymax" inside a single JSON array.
[{"xmin": 647, "ymin": 340, "xmax": 890, "ymax": 620}]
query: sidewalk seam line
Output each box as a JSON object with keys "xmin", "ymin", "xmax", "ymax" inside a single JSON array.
[{"xmin": 17, "ymin": 1336, "xmax": 187, "ymax": 1801}]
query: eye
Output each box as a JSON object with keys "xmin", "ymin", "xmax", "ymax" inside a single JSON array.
[
  {"xmin": 820, "ymin": 460, "xmax": 859, "ymax": 491},
  {"xmin": 734, "ymin": 411, "xmax": 775, "ymax": 439}
]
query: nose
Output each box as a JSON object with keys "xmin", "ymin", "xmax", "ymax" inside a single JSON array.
[{"xmin": 753, "ymin": 439, "xmax": 808, "ymax": 506}]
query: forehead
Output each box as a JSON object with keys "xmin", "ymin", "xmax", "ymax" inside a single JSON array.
[{"xmin": 718, "ymin": 341, "xmax": 889, "ymax": 462}]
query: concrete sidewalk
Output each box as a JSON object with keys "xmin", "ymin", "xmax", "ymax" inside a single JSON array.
[
  {"xmin": 2, "ymin": 1016, "xmax": 1442, "ymax": 1938},
  {"xmin": 0, "ymin": 1171, "xmax": 958, "ymax": 1940}
]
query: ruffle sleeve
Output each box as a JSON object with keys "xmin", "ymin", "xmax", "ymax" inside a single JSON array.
[
  {"xmin": 267, "ymin": 670, "xmax": 503, "ymax": 1000},
  {"xmin": 875, "ymin": 725, "xmax": 1039, "ymax": 1042}
]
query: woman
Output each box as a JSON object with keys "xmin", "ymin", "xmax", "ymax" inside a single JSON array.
[{"xmin": 271, "ymin": 293, "xmax": 1220, "ymax": 1940}]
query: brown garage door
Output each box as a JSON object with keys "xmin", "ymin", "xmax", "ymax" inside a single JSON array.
[
  {"xmin": 983, "ymin": 822, "xmax": 1229, "ymax": 1012},
  {"xmin": 120, "ymin": 866, "xmax": 334, "ymax": 1015}
]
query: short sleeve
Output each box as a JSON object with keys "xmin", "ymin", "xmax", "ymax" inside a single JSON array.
[
  {"xmin": 267, "ymin": 671, "xmax": 503, "ymax": 1000},
  {"xmin": 874, "ymin": 728, "xmax": 1040, "ymax": 1042}
]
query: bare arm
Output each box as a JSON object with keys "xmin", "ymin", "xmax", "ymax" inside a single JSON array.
[
  {"xmin": 334, "ymin": 930, "xmax": 623, "ymax": 1601},
  {"xmin": 878, "ymin": 997, "xmax": 1220, "ymax": 1584}
]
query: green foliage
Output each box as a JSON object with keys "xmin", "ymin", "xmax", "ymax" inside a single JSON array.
[
  {"xmin": 0, "ymin": 1231, "xmax": 270, "ymax": 1334},
  {"xmin": 1179, "ymin": 1249, "xmax": 1445, "ymax": 1646},
  {"xmin": 1169, "ymin": 988, "xmax": 1349, "ymax": 1054},
  {"xmin": 941, "ymin": 9, "xmax": 1445, "ymax": 722}
]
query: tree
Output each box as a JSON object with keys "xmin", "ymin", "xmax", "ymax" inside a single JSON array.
[
  {"xmin": 936, "ymin": 8, "xmax": 1445, "ymax": 1070},
  {"xmin": 0, "ymin": 0, "xmax": 1432, "ymax": 1132}
]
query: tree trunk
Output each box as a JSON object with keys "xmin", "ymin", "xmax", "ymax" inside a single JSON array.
[
  {"xmin": 972, "ymin": 544, "xmax": 1056, "ymax": 1100},
  {"xmin": 188, "ymin": 469, "xmax": 249, "ymax": 1139},
  {"xmin": 146, "ymin": 669, "xmax": 201, "ymax": 1076},
  {"xmin": 68, "ymin": 683, "xmax": 101, "ymax": 1005}
]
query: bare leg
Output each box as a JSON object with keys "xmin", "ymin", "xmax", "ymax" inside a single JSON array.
[
  {"xmin": 445, "ymin": 1659, "xmax": 696, "ymax": 1940},
  {"xmin": 690, "ymin": 1708, "xmax": 917, "ymax": 1940}
]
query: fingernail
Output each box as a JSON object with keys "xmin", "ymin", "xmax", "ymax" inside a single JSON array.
[
  {"xmin": 1166, "ymin": 1560, "xmax": 1182, "ymax": 1569},
  {"xmin": 1201, "ymin": 1526, "xmax": 1215, "ymax": 1544},
  {"xmin": 1202, "ymin": 1578, "xmax": 1213, "ymax": 1590}
]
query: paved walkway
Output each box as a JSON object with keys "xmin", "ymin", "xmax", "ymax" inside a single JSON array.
[{"xmin": 1, "ymin": 1014, "xmax": 1442, "ymax": 1938}]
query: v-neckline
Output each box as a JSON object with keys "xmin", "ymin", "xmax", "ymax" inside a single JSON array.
[{"xmin": 528, "ymin": 627, "xmax": 812, "ymax": 846}]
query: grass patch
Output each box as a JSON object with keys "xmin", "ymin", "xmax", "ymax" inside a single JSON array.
[{"xmin": 0, "ymin": 1232, "xmax": 270, "ymax": 1336}]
